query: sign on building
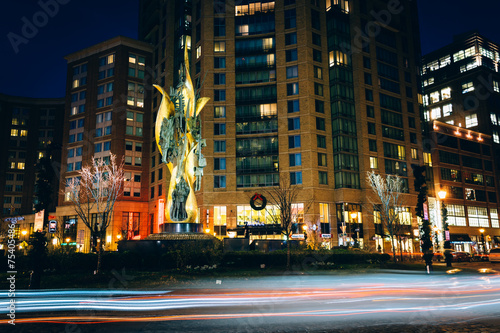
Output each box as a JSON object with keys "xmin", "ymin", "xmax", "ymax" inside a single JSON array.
[{"xmin": 34, "ymin": 209, "xmax": 44, "ymax": 231}]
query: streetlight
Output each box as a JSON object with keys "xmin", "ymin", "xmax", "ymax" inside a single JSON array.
[
  {"xmin": 438, "ymin": 189, "xmax": 448, "ymax": 253},
  {"xmin": 302, "ymin": 225, "xmax": 308, "ymax": 241},
  {"xmin": 20, "ymin": 230, "xmax": 28, "ymax": 254}
]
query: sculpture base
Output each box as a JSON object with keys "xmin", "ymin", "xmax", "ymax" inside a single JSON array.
[{"xmin": 160, "ymin": 222, "xmax": 201, "ymax": 233}]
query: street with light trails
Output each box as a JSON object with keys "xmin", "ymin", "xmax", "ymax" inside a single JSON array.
[{"xmin": 2, "ymin": 268, "xmax": 500, "ymax": 332}]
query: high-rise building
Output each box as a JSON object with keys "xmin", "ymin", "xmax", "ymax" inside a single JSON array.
[
  {"xmin": 422, "ymin": 32, "xmax": 500, "ymax": 251},
  {"xmin": 0, "ymin": 93, "xmax": 65, "ymax": 225},
  {"xmin": 139, "ymin": 0, "xmax": 423, "ymax": 251},
  {"xmin": 55, "ymin": 36, "xmax": 153, "ymax": 252}
]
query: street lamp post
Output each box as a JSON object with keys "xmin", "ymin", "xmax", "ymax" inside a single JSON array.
[
  {"xmin": 479, "ymin": 228, "xmax": 485, "ymax": 254},
  {"xmin": 350, "ymin": 212, "xmax": 357, "ymax": 247},
  {"xmin": 21, "ymin": 229, "xmax": 28, "ymax": 255},
  {"xmin": 437, "ymin": 189, "xmax": 447, "ymax": 250}
]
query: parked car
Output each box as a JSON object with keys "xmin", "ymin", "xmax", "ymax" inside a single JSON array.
[
  {"xmin": 452, "ymin": 252, "xmax": 472, "ymax": 262},
  {"xmin": 489, "ymin": 248, "xmax": 500, "ymax": 263},
  {"xmin": 433, "ymin": 252, "xmax": 443, "ymax": 262},
  {"xmin": 472, "ymin": 253, "xmax": 489, "ymax": 261}
]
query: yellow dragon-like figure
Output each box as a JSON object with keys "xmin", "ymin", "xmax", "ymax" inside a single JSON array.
[{"xmin": 154, "ymin": 45, "xmax": 209, "ymax": 223}]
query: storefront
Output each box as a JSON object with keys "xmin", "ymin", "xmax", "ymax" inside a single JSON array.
[{"xmin": 449, "ymin": 233, "xmax": 473, "ymax": 252}]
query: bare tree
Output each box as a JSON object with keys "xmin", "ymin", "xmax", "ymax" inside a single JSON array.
[
  {"xmin": 65, "ymin": 154, "xmax": 124, "ymax": 274},
  {"xmin": 366, "ymin": 171, "xmax": 407, "ymax": 263},
  {"xmin": 264, "ymin": 176, "xmax": 305, "ymax": 270}
]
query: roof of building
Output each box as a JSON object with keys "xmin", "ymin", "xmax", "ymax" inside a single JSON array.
[
  {"xmin": 0, "ymin": 93, "xmax": 64, "ymax": 105},
  {"xmin": 65, "ymin": 35, "xmax": 153, "ymax": 63}
]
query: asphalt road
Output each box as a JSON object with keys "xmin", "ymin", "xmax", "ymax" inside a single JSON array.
[{"xmin": 2, "ymin": 265, "xmax": 500, "ymax": 332}]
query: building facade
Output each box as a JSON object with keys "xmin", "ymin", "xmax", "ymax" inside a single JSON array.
[
  {"xmin": 422, "ymin": 32, "xmax": 500, "ymax": 252},
  {"xmin": 0, "ymin": 93, "xmax": 65, "ymax": 233},
  {"xmin": 55, "ymin": 36, "xmax": 153, "ymax": 252},
  {"xmin": 139, "ymin": 0, "xmax": 424, "ymax": 251}
]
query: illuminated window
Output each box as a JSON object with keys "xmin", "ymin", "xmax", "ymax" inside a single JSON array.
[
  {"xmin": 494, "ymin": 80, "xmax": 500, "ymax": 93},
  {"xmin": 17, "ymin": 162, "xmax": 25, "ymax": 170},
  {"xmin": 491, "ymin": 113, "xmax": 498, "ymax": 125},
  {"xmin": 439, "ymin": 55, "xmax": 451, "ymax": 68},
  {"xmin": 423, "ymin": 152, "xmax": 432, "ymax": 166},
  {"xmin": 214, "ymin": 106, "xmax": 226, "ymax": 118},
  {"xmin": 326, "ymin": 0, "xmax": 349, "ymax": 13},
  {"xmin": 38, "ymin": 152, "xmax": 44, "ymax": 159},
  {"xmin": 263, "ymin": 38, "xmax": 273, "ymax": 51},
  {"xmin": 480, "ymin": 47, "xmax": 494, "ymax": 60},
  {"xmin": 10, "ymin": 162, "xmax": 16, "ymax": 169},
  {"xmin": 319, "ymin": 203, "xmax": 329, "ymax": 224},
  {"xmin": 11, "ymin": 118, "xmax": 18, "ymax": 125},
  {"xmin": 431, "ymin": 107, "xmax": 441, "ymax": 119},
  {"xmin": 424, "ymin": 78, "xmax": 434, "ymax": 87},
  {"xmin": 260, "ymin": 103, "xmax": 277, "ymax": 116},
  {"xmin": 196, "ymin": 46, "xmax": 201, "ymax": 59},
  {"xmin": 441, "ymin": 87, "xmax": 451, "ymax": 100},
  {"xmin": 329, "ymin": 50, "xmax": 348, "ymax": 67},
  {"xmin": 214, "ymin": 206, "xmax": 227, "ymax": 226},
  {"xmin": 20, "ymin": 130, "xmax": 27, "ymax": 137},
  {"xmin": 462, "ymin": 82, "xmax": 474, "ymax": 93},
  {"xmin": 237, "ymin": 24, "xmax": 249, "ymax": 36},
  {"xmin": 127, "ymin": 82, "xmax": 144, "ymax": 108},
  {"xmin": 493, "ymin": 130, "xmax": 499, "ymax": 144},
  {"xmin": 429, "ymin": 91, "xmax": 439, "ymax": 103},
  {"xmin": 369, "ymin": 156, "xmax": 378, "ymax": 169},
  {"xmin": 314, "ymin": 66, "xmax": 323, "ymax": 79},
  {"xmin": 447, "ymin": 204, "xmax": 466, "ymax": 226},
  {"xmin": 72, "ymin": 79, "xmax": 79, "ymax": 88},
  {"xmin": 10, "ymin": 129, "xmax": 18, "ymax": 137},
  {"xmin": 442, "ymin": 104, "xmax": 453, "ymax": 117},
  {"xmin": 468, "ymin": 206, "xmax": 489, "ymax": 227},
  {"xmin": 491, "ymin": 209, "xmax": 499, "ymax": 228},
  {"xmin": 214, "ymin": 41, "xmax": 225, "ymax": 53},
  {"xmin": 464, "ymin": 46, "xmax": 475, "ymax": 58},
  {"xmin": 465, "ymin": 113, "xmax": 478, "ymax": 128},
  {"xmin": 397, "ymin": 146, "xmax": 405, "ymax": 160},
  {"xmin": 460, "ymin": 60, "xmax": 479, "ymax": 73},
  {"xmin": 396, "ymin": 207, "xmax": 411, "ymax": 225},
  {"xmin": 422, "ymin": 94, "xmax": 429, "ymax": 107},
  {"xmin": 128, "ymin": 54, "xmax": 136, "ymax": 63},
  {"xmin": 235, "ymin": 1, "xmax": 275, "ymax": 16},
  {"xmin": 426, "ymin": 60, "xmax": 439, "ymax": 71},
  {"xmin": 453, "ymin": 50, "xmax": 465, "ymax": 62},
  {"xmin": 411, "ymin": 148, "xmax": 418, "ymax": 160}
]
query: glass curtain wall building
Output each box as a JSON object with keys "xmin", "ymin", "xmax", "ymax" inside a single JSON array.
[{"xmin": 139, "ymin": 0, "xmax": 423, "ymax": 250}]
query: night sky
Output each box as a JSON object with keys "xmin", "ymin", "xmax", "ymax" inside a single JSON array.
[{"xmin": 1, "ymin": 0, "xmax": 500, "ymax": 98}]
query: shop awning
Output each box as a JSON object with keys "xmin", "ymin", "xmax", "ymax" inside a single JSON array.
[{"xmin": 450, "ymin": 233, "xmax": 472, "ymax": 242}]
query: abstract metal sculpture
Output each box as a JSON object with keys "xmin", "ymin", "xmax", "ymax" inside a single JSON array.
[{"xmin": 154, "ymin": 46, "xmax": 209, "ymax": 223}]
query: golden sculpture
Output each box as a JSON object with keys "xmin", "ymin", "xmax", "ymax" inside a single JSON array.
[{"xmin": 154, "ymin": 46, "xmax": 209, "ymax": 223}]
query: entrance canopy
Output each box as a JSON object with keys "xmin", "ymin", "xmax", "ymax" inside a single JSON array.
[{"xmin": 450, "ymin": 233, "xmax": 472, "ymax": 242}]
